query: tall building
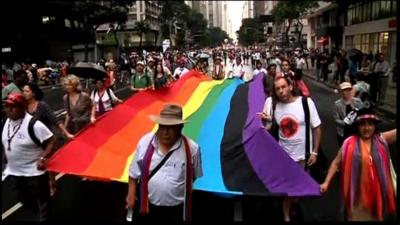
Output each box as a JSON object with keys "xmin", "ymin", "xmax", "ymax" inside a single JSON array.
[
  {"xmin": 254, "ymin": 1, "xmax": 265, "ymax": 18},
  {"xmin": 96, "ymin": 1, "xmax": 162, "ymax": 57},
  {"xmin": 208, "ymin": 1, "xmax": 222, "ymax": 28},
  {"xmin": 221, "ymin": 1, "xmax": 228, "ymax": 33}
]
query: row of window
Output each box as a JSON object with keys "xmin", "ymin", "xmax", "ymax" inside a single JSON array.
[
  {"xmin": 347, "ymin": 1, "xmax": 396, "ymax": 26},
  {"xmin": 345, "ymin": 32, "xmax": 390, "ymax": 55},
  {"xmin": 42, "ymin": 16, "xmax": 84, "ymax": 30}
]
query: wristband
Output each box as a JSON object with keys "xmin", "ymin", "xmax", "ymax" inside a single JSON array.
[{"xmin": 311, "ymin": 152, "xmax": 318, "ymax": 156}]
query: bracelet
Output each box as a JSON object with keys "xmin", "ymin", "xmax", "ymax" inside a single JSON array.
[
  {"xmin": 311, "ymin": 152, "xmax": 318, "ymax": 156},
  {"xmin": 39, "ymin": 157, "xmax": 47, "ymax": 161}
]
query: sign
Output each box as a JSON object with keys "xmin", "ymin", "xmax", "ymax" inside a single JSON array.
[
  {"xmin": 388, "ymin": 19, "xmax": 396, "ymax": 28},
  {"xmin": 1, "ymin": 47, "xmax": 11, "ymax": 53}
]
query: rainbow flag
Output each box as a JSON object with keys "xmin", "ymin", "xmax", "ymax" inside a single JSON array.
[{"xmin": 47, "ymin": 71, "xmax": 320, "ymax": 197}]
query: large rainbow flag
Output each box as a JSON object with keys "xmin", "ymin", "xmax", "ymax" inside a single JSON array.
[{"xmin": 47, "ymin": 71, "xmax": 320, "ymax": 197}]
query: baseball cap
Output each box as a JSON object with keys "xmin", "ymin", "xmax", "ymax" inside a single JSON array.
[
  {"xmin": 3, "ymin": 92, "xmax": 26, "ymax": 107},
  {"xmin": 339, "ymin": 82, "xmax": 352, "ymax": 90}
]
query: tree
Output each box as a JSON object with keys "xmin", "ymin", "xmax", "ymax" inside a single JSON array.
[
  {"xmin": 237, "ymin": 18, "xmax": 264, "ymax": 46},
  {"xmin": 70, "ymin": 0, "xmax": 134, "ymax": 61},
  {"xmin": 134, "ymin": 20, "xmax": 150, "ymax": 51},
  {"xmin": 206, "ymin": 27, "xmax": 229, "ymax": 48},
  {"xmin": 159, "ymin": 0, "xmax": 187, "ymax": 44},
  {"xmin": 271, "ymin": 1, "xmax": 318, "ymax": 48}
]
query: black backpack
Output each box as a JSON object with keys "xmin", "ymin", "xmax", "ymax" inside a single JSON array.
[
  {"xmin": 271, "ymin": 97, "xmax": 327, "ymax": 182},
  {"xmin": 28, "ymin": 117, "xmax": 47, "ymax": 149}
]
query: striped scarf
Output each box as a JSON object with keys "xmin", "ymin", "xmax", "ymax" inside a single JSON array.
[
  {"xmin": 341, "ymin": 134, "xmax": 396, "ymax": 220},
  {"xmin": 139, "ymin": 136, "xmax": 194, "ymax": 221}
]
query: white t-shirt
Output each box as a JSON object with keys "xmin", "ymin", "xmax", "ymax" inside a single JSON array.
[
  {"xmin": 253, "ymin": 68, "xmax": 267, "ymax": 77},
  {"xmin": 263, "ymin": 97, "xmax": 321, "ymax": 162},
  {"xmin": 229, "ymin": 63, "xmax": 245, "ymax": 78},
  {"xmin": 2, "ymin": 113, "xmax": 53, "ymax": 176},
  {"xmin": 296, "ymin": 57, "xmax": 306, "ymax": 70},
  {"xmin": 129, "ymin": 132, "xmax": 202, "ymax": 206},
  {"xmin": 91, "ymin": 89, "xmax": 118, "ymax": 112},
  {"xmin": 173, "ymin": 67, "xmax": 189, "ymax": 79}
]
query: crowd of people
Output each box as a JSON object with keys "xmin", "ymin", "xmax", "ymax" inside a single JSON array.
[{"xmin": 1, "ymin": 45, "xmax": 397, "ymax": 222}]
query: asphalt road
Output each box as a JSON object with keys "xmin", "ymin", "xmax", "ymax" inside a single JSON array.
[{"xmin": 2, "ymin": 67, "xmax": 397, "ymax": 222}]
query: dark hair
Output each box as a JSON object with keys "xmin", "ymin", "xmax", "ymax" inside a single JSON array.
[
  {"xmin": 267, "ymin": 63, "xmax": 277, "ymax": 70},
  {"xmin": 13, "ymin": 69, "xmax": 27, "ymax": 80},
  {"xmin": 271, "ymin": 74, "xmax": 299, "ymax": 102},
  {"xmin": 25, "ymin": 82, "xmax": 44, "ymax": 101}
]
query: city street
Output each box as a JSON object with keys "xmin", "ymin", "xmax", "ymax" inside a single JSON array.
[{"xmin": 2, "ymin": 64, "xmax": 396, "ymax": 222}]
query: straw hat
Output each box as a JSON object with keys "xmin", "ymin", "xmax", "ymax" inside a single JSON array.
[{"xmin": 149, "ymin": 104, "xmax": 188, "ymax": 125}]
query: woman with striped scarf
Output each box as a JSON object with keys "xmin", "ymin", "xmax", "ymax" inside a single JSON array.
[{"xmin": 320, "ymin": 108, "xmax": 396, "ymax": 221}]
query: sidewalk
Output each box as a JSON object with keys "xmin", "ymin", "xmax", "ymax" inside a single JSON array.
[{"xmin": 302, "ymin": 67, "xmax": 396, "ymax": 118}]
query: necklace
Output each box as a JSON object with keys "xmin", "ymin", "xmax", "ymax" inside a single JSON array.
[{"xmin": 7, "ymin": 117, "xmax": 24, "ymax": 151}]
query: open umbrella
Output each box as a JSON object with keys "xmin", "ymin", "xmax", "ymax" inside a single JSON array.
[
  {"xmin": 68, "ymin": 62, "xmax": 107, "ymax": 79},
  {"xmin": 348, "ymin": 48, "xmax": 362, "ymax": 57},
  {"xmin": 197, "ymin": 52, "xmax": 210, "ymax": 59}
]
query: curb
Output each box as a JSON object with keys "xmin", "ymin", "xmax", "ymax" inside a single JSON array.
[{"xmin": 302, "ymin": 71, "xmax": 396, "ymax": 119}]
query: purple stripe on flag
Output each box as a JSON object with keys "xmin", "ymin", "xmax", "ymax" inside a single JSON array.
[{"xmin": 241, "ymin": 75, "xmax": 321, "ymax": 196}]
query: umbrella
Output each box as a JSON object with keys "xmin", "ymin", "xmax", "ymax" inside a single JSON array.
[
  {"xmin": 68, "ymin": 62, "xmax": 107, "ymax": 79},
  {"xmin": 197, "ymin": 53, "xmax": 210, "ymax": 59},
  {"xmin": 348, "ymin": 48, "xmax": 362, "ymax": 57}
]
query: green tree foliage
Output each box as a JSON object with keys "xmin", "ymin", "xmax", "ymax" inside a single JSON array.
[
  {"xmin": 134, "ymin": 20, "xmax": 150, "ymax": 51},
  {"xmin": 71, "ymin": 0, "xmax": 134, "ymax": 61},
  {"xmin": 271, "ymin": 1, "xmax": 318, "ymax": 48},
  {"xmin": 238, "ymin": 18, "xmax": 265, "ymax": 46},
  {"xmin": 206, "ymin": 27, "xmax": 229, "ymax": 48}
]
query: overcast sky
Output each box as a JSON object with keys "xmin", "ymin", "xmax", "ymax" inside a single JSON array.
[{"xmin": 227, "ymin": 1, "xmax": 244, "ymax": 38}]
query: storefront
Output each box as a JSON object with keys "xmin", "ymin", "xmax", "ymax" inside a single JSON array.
[
  {"xmin": 343, "ymin": 1, "xmax": 396, "ymax": 64},
  {"xmin": 344, "ymin": 18, "xmax": 396, "ymax": 65}
]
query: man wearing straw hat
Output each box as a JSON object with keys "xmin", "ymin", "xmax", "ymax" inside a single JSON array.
[{"xmin": 126, "ymin": 104, "xmax": 203, "ymax": 223}]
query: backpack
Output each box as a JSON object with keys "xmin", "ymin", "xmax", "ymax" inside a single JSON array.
[
  {"xmin": 28, "ymin": 117, "xmax": 47, "ymax": 149},
  {"xmin": 271, "ymin": 97, "xmax": 327, "ymax": 182},
  {"xmin": 132, "ymin": 69, "xmax": 151, "ymax": 87}
]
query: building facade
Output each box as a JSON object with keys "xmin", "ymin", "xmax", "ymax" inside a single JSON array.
[
  {"xmin": 1, "ymin": 1, "xmax": 94, "ymax": 63},
  {"xmin": 306, "ymin": 1, "xmax": 396, "ymax": 64},
  {"xmin": 343, "ymin": 1, "xmax": 396, "ymax": 64},
  {"xmin": 95, "ymin": 0, "xmax": 162, "ymax": 58}
]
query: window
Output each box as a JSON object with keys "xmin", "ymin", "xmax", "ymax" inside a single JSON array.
[
  {"xmin": 354, "ymin": 3, "xmax": 362, "ymax": 24},
  {"xmin": 360, "ymin": 34, "xmax": 369, "ymax": 53},
  {"xmin": 65, "ymin": 19, "xmax": 71, "ymax": 28},
  {"xmin": 42, "ymin": 16, "xmax": 50, "ymax": 24},
  {"xmin": 345, "ymin": 36, "xmax": 353, "ymax": 50},
  {"xmin": 392, "ymin": 0, "xmax": 397, "ymax": 15},
  {"xmin": 362, "ymin": 2, "xmax": 371, "ymax": 23},
  {"xmin": 372, "ymin": 1, "xmax": 380, "ymax": 20},
  {"xmin": 381, "ymin": 1, "xmax": 391, "ymax": 16},
  {"xmin": 354, "ymin": 34, "xmax": 361, "ymax": 50},
  {"xmin": 347, "ymin": 7, "xmax": 353, "ymax": 25}
]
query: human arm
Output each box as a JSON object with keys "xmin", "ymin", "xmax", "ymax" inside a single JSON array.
[
  {"xmin": 308, "ymin": 98, "xmax": 322, "ymax": 166},
  {"xmin": 33, "ymin": 121, "xmax": 57, "ymax": 170},
  {"xmin": 90, "ymin": 99, "xmax": 96, "ymax": 123},
  {"xmin": 109, "ymin": 89, "xmax": 123, "ymax": 104},
  {"xmin": 320, "ymin": 149, "xmax": 342, "ymax": 193},
  {"xmin": 308, "ymin": 125, "xmax": 321, "ymax": 166},
  {"xmin": 37, "ymin": 135, "xmax": 56, "ymax": 170},
  {"xmin": 126, "ymin": 177, "xmax": 138, "ymax": 209},
  {"xmin": 382, "ymin": 129, "xmax": 396, "ymax": 145}
]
